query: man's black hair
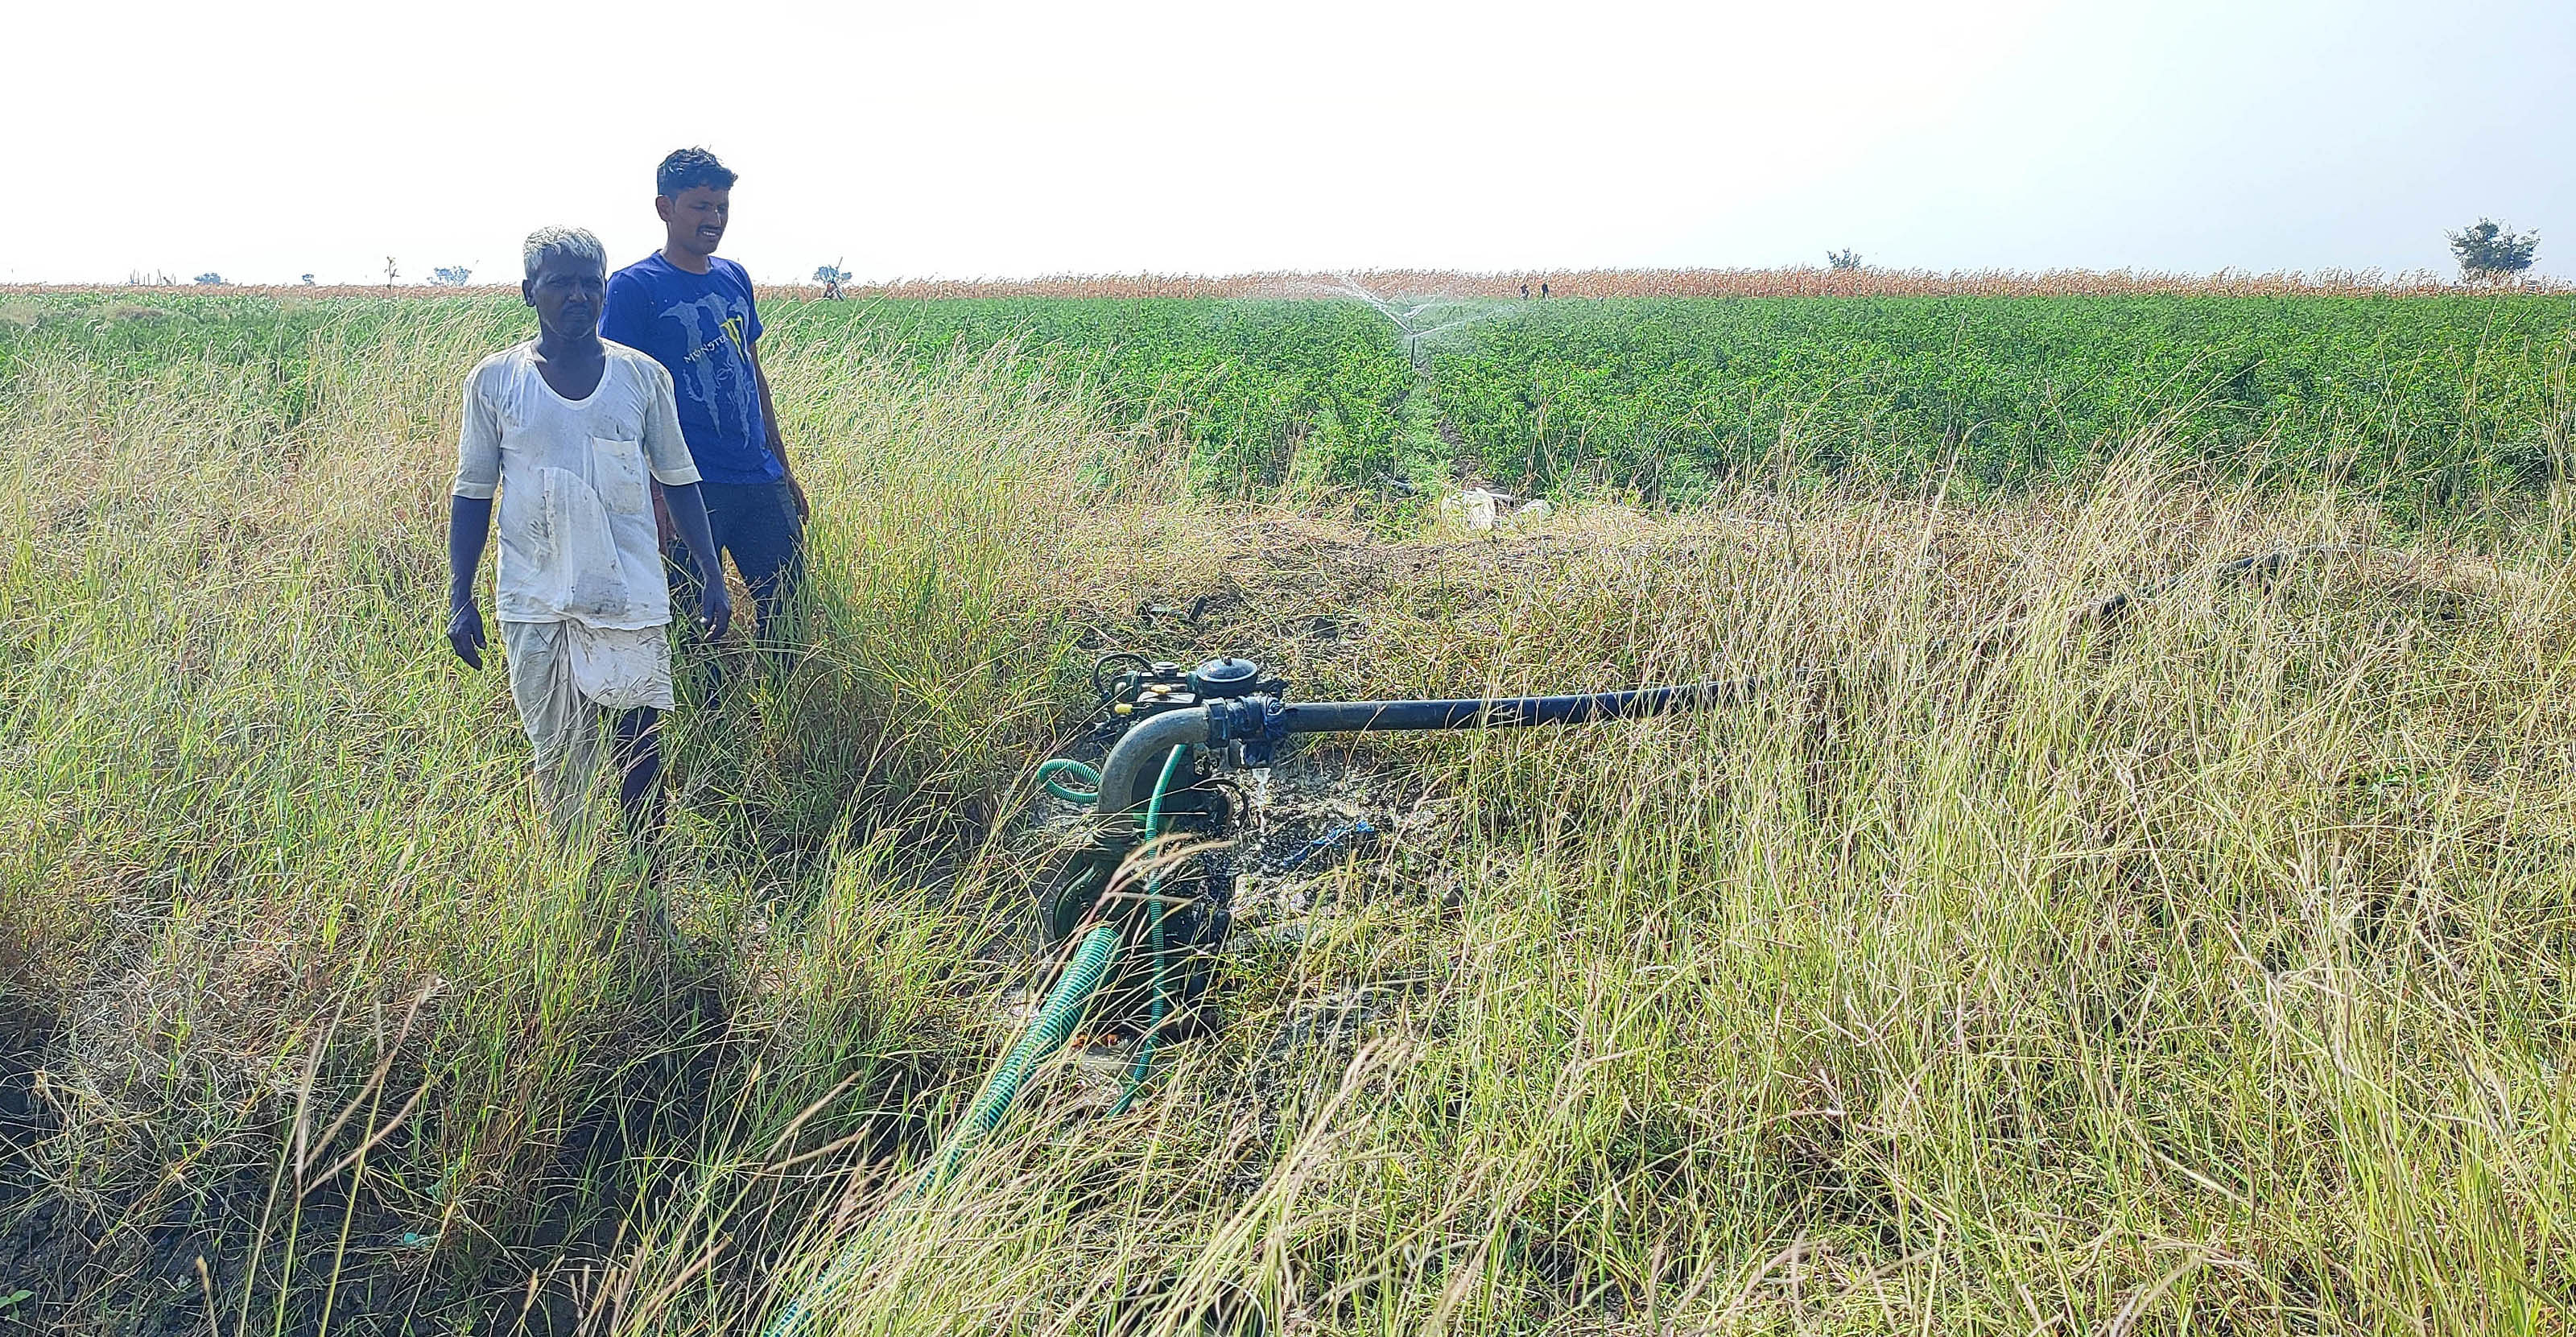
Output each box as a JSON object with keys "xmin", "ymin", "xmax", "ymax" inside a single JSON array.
[{"xmin": 656, "ymin": 147, "xmax": 738, "ymax": 199}]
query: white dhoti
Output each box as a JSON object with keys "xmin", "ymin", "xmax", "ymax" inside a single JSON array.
[{"xmin": 499, "ymin": 619, "xmax": 674, "ymax": 831}]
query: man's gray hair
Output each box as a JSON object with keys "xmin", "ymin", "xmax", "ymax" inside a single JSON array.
[{"xmin": 522, "ymin": 225, "xmax": 607, "ymax": 281}]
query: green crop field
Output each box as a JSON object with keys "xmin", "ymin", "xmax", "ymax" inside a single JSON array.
[
  {"xmin": 768, "ymin": 299, "xmax": 1419, "ymax": 497},
  {"xmin": 772, "ymin": 292, "xmax": 2576, "ymax": 514},
  {"xmin": 1425, "ymin": 296, "xmax": 2576, "ymax": 506},
  {"xmin": 3, "ymin": 289, "xmax": 2574, "ymax": 1335}
]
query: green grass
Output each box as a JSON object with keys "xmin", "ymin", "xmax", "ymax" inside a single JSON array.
[{"xmin": 2, "ymin": 297, "xmax": 2574, "ymax": 1334}]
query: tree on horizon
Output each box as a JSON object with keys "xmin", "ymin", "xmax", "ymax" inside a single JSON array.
[{"xmin": 2447, "ymin": 219, "xmax": 2538, "ymax": 282}]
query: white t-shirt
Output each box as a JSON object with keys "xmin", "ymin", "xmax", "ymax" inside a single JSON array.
[{"xmin": 452, "ymin": 340, "xmax": 703, "ymax": 629}]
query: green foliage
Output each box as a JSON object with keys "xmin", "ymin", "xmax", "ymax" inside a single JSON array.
[
  {"xmin": 2449, "ymin": 218, "xmax": 2540, "ymax": 280},
  {"xmin": 1426, "ymin": 295, "xmax": 2576, "ymax": 514},
  {"xmin": 769, "ymin": 298, "xmax": 1425, "ymax": 497}
]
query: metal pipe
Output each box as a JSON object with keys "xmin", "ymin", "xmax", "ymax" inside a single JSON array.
[
  {"xmin": 1100, "ymin": 678, "xmax": 1761, "ymax": 811},
  {"xmin": 1096, "ymin": 708, "xmax": 1213, "ymax": 813},
  {"xmin": 1278, "ymin": 677, "xmax": 1760, "ymax": 733}
]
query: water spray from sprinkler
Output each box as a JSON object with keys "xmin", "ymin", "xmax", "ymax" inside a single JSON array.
[{"xmin": 1329, "ymin": 274, "xmax": 1523, "ymax": 372}]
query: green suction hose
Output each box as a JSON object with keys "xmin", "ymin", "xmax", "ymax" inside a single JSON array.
[
  {"xmin": 1108, "ymin": 745, "xmax": 1190, "ymax": 1116},
  {"xmin": 764, "ymin": 920, "xmax": 1120, "ymax": 1337},
  {"xmin": 1035, "ymin": 757, "xmax": 1101, "ymax": 804},
  {"xmin": 940, "ymin": 920, "xmax": 1124, "ymax": 1178},
  {"xmin": 763, "ymin": 745, "xmax": 1190, "ymax": 1337}
]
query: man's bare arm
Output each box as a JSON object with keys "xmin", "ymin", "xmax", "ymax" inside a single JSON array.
[{"xmin": 447, "ymin": 495, "xmax": 494, "ymax": 669}]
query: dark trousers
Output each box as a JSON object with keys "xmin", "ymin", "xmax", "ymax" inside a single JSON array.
[{"xmin": 666, "ymin": 479, "xmax": 807, "ymax": 642}]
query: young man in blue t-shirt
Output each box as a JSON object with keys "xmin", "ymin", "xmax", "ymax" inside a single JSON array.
[{"xmin": 602, "ymin": 147, "xmax": 809, "ymax": 641}]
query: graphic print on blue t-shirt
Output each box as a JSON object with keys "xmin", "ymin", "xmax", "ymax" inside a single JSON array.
[{"xmin": 601, "ymin": 254, "xmax": 783, "ymax": 485}]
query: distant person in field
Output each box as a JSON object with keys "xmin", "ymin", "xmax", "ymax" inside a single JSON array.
[
  {"xmin": 602, "ymin": 146, "xmax": 810, "ymax": 643},
  {"xmin": 448, "ymin": 226, "xmax": 731, "ymax": 840}
]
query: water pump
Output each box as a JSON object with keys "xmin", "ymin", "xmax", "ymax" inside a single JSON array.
[
  {"xmin": 1039, "ymin": 654, "xmax": 1755, "ymax": 1036},
  {"xmin": 1036, "ymin": 658, "xmax": 1278, "ymax": 1035}
]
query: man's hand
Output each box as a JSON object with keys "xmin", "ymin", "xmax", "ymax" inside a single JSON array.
[
  {"xmin": 448, "ymin": 598, "xmax": 487, "ymax": 670},
  {"xmin": 699, "ymin": 581, "xmax": 734, "ymax": 642}
]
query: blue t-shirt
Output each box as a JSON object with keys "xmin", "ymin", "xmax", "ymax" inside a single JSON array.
[{"xmin": 601, "ymin": 253, "xmax": 782, "ymax": 485}]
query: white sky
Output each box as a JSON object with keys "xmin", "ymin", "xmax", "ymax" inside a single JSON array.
[{"xmin": 12, "ymin": 0, "xmax": 2572, "ymax": 285}]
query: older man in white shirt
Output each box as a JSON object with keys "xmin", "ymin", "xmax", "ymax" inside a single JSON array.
[{"xmin": 447, "ymin": 225, "xmax": 732, "ymax": 840}]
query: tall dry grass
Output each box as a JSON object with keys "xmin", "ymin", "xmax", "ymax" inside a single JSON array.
[
  {"xmin": 2, "ymin": 303, "xmax": 2572, "ymax": 1334},
  {"xmin": 716, "ymin": 465, "xmax": 2576, "ymax": 1336},
  {"xmin": 0, "ymin": 306, "xmax": 1190, "ymax": 1331}
]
